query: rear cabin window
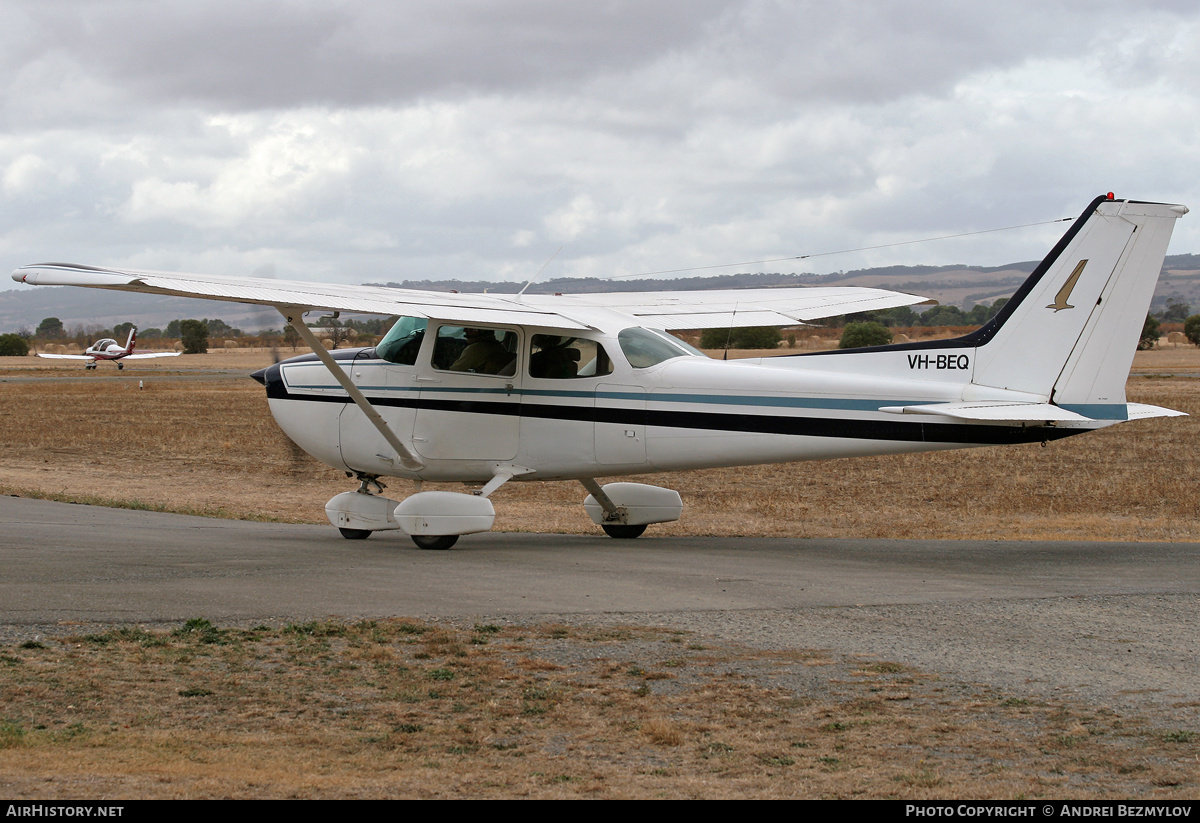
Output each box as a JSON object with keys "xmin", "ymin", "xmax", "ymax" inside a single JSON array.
[{"xmin": 528, "ymin": 335, "xmax": 614, "ymax": 379}]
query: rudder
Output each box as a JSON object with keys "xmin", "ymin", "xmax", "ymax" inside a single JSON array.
[{"xmin": 968, "ymin": 196, "xmax": 1186, "ymax": 414}]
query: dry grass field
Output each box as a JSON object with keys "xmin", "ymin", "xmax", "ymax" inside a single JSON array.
[
  {"xmin": 1, "ymin": 346, "xmax": 1198, "ymax": 799},
  {"xmin": 2, "ymin": 618, "xmax": 1198, "ymax": 799},
  {"xmin": 1, "ymin": 346, "xmax": 1197, "ymax": 542}
]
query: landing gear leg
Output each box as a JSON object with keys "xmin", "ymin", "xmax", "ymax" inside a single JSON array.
[{"xmin": 355, "ymin": 473, "xmax": 386, "ymax": 496}]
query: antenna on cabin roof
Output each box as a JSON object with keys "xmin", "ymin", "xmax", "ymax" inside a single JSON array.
[{"xmin": 517, "ymin": 247, "xmax": 562, "ymax": 296}]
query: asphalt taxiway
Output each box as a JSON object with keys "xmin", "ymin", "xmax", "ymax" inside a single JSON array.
[{"xmin": 3, "ymin": 495, "xmax": 1198, "ymax": 716}]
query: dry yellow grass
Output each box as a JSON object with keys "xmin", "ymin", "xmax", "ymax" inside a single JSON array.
[
  {"xmin": 1, "ymin": 347, "xmax": 1197, "ymax": 541},
  {"xmin": 1, "ymin": 619, "xmax": 1196, "ymax": 799}
]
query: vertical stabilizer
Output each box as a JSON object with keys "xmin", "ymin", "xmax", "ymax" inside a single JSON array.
[
  {"xmin": 969, "ymin": 197, "xmax": 1186, "ymax": 414},
  {"xmin": 124, "ymin": 326, "xmax": 137, "ymax": 353}
]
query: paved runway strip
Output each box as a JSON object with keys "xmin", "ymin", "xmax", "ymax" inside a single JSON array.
[{"xmin": 3, "ymin": 495, "xmax": 1198, "ymax": 719}]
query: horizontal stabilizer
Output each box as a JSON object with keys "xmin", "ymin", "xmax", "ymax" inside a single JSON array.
[
  {"xmin": 878, "ymin": 402, "xmax": 1094, "ymax": 424},
  {"xmin": 1126, "ymin": 402, "xmax": 1188, "ymax": 420}
]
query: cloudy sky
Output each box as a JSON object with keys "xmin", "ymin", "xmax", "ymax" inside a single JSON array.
[{"xmin": 2, "ymin": 0, "xmax": 1199, "ymax": 291}]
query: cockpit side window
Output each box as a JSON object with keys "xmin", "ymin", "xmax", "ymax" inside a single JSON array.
[
  {"xmin": 528, "ymin": 335, "xmax": 614, "ymax": 379},
  {"xmin": 376, "ymin": 317, "xmax": 428, "ymax": 365},
  {"xmin": 617, "ymin": 328, "xmax": 705, "ymax": 369},
  {"xmin": 433, "ymin": 326, "xmax": 518, "ymax": 376}
]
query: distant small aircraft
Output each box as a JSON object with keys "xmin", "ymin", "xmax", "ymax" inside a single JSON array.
[
  {"xmin": 36, "ymin": 326, "xmax": 181, "ymax": 370},
  {"xmin": 11, "ymin": 194, "xmax": 1190, "ymax": 549}
]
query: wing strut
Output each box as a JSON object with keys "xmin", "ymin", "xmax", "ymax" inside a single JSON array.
[{"xmin": 280, "ymin": 307, "xmax": 426, "ymax": 472}]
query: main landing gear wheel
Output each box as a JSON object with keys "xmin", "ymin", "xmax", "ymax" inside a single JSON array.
[
  {"xmin": 339, "ymin": 527, "xmax": 372, "ymax": 540},
  {"xmin": 412, "ymin": 535, "xmax": 459, "ymax": 551},
  {"xmin": 602, "ymin": 524, "xmax": 647, "ymax": 539}
]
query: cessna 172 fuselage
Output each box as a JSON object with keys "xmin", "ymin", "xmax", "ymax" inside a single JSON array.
[{"xmin": 12, "ymin": 194, "xmax": 1189, "ymax": 549}]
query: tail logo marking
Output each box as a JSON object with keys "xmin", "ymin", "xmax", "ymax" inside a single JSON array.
[{"xmin": 1047, "ymin": 259, "xmax": 1087, "ymax": 312}]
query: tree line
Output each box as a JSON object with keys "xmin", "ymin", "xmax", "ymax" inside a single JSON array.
[
  {"xmin": 5, "ymin": 299, "xmax": 1200, "ymax": 359},
  {"xmin": 2, "ymin": 314, "xmax": 394, "ymax": 357}
]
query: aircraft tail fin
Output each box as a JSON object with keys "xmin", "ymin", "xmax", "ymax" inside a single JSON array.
[
  {"xmin": 967, "ymin": 196, "xmax": 1187, "ymax": 415},
  {"xmin": 124, "ymin": 326, "xmax": 137, "ymax": 353}
]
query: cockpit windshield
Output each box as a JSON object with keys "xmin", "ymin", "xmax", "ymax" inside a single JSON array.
[
  {"xmin": 376, "ymin": 317, "xmax": 428, "ymax": 365},
  {"xmin": 617, "ymin": 328, "xmax": 706, "ymax": 369}
]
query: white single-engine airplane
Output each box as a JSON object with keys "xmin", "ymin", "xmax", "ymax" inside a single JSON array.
[
  {"xmin": 36, "ymin": 326, "xmax": 181, "ymax": 370},
  {"xmin": 12, "ymin": 194, "xmax": 1189, "ymax": 549}
]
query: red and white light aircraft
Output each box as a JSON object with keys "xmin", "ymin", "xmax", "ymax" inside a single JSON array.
[
  {"xmin": 12, "ymin": 195, "xmax": 1189, "ymax": 548},
  {"xmin": 36, "ymin": 326, "xmax": 181, "ymax": 370}
]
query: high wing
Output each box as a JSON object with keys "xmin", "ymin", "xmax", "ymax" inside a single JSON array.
[
  {"xmin": 35, "ymin": 350, "xmax": 178, "ymax": 361},
  {"xmin": 13, "ymin": 263, "xmax": 932, "ymax": 329},
  {"xmin": 525, "ymin": 288, "xmax": 935, "ymax": 330},
  {"xmin": 122, "ymin": 351, "xmax": 183, "ymax": 359}
]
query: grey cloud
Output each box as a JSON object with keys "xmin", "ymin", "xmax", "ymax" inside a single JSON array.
[
  {"xmin": 2, "ymin": 0, "xmax": 1198, "ymax": 288},
  {"xmin": 696, "ymin": 1, "xmax": 1197, "ymax": 107},
  {"xmin": 4, "ymin": 0, "xmax": 731, "ymax": 112},
  {"xmin": 9, "ymin": 0, "xmax": 1194, "ymax": 118}
]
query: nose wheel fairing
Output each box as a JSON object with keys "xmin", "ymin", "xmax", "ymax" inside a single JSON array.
[
  {"xmin": 324, "ymin": 487, "xmax": 495, "ymax": 548},
  {"xmin": 325, "ymin": 489, "xmax": 402, "ymax": 536}
]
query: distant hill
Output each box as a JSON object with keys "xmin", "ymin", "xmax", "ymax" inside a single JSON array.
[
  {"xmin": 3, "ymin": 254, "xmax": 1198, "ymax": 333},
  {"xmin": 370, "ymin": 261, "xmax": 1040, "ymax": 297},
  {"xmin": 0, "ymin": 286, "xmax": 282, "ymax": 336}
]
